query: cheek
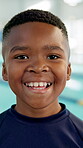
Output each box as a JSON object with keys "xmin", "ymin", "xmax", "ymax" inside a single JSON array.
[
  {"xmin": 6, "ymin": 63, "xmax": 24, "ymax": 95},
  {"xmin": 53, "ymin": 64, "xmax": 67, "ymax": 82},
  {"xmin": 52, "ymin": 64, "xmax": 68, "ymax": 96},
  {"xmin": 6, "ymin": 62, "xmax": 23, "ymax": 82}
]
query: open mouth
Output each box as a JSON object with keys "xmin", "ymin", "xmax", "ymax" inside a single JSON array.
[{"xmin": 24, "ymin": 82, "xmax": 52, "ymax": 89}]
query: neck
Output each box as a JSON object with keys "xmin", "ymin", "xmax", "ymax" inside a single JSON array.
[{"xmin": 15, "ymin": 100, "xmax": 62, "ymax": 118}]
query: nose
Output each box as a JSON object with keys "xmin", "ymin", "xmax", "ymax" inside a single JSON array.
[{"xmin": 26, "ymin": 58, "xmax": 50, "ymax": 73}]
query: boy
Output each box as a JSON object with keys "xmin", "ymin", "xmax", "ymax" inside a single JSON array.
[{"xmin": 0, "ymin": 9, "xmax": 83, "ymax": 147}]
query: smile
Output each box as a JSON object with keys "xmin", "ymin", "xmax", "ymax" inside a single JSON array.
[{"xmin": 24, "ymin": 82, "xmax": 52, "ymax": 90}]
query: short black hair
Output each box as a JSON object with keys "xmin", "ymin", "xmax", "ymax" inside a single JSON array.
[
  {"xmin": 2, "ymin": 9, "xmax": 68, "ymax": 41},
  {"xmin": 2, "ymin": 9, "xmax": 70, "ymax": 60}
]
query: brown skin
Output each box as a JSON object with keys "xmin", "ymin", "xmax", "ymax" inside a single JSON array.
[{"xmin": 2, "ymin": 22, "xmax": 71, "ymax": 118}]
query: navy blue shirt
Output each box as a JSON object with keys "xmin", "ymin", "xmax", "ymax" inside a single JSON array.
[{"xmin": 0, "ymin": 103, "xmax": 83, "ymax": 148}]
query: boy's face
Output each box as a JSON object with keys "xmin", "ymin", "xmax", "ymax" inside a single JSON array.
[{"xmin": 2, "ymin": 22, "xmax": 71, "ymax": 116}]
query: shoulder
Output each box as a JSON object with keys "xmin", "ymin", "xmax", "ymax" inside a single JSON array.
[
  {"xmin": 0, "ymin": 110, "xmax": 8, "ymax": 117},
  {"xmin": 68, "ymin": 111, "xmax": 83, "ymax": 139},
  {"xmin": 0, "ymin": 110, "xmax": 8, "ymax": 126}
]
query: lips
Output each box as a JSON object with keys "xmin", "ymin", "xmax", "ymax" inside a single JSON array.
[{"xmin": 24, "ymin": 82, "xmax": 52, "ymax": 89}]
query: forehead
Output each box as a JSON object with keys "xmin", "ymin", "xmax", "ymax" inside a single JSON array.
[
  {"xmin": 8, "ymin": 22, "xmax": 63, "ymax": 41},
  {"xmin": 3, "ymin": 22, "xmax": 69, "ymax": 57}
]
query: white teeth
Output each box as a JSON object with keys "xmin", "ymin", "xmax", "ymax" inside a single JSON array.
[
  {"xmin": 25, "ymin": 83, "xmax": 28, "ymax": 87},
  {"xmin": 43, "ymin": 82, "xmax": 47, "ymax": 87},
  {"xmin": 25, "ymin": 82, "xmax": 51, "ymax": 87},
  {"xmin": 34, "ymin": 82, "xmax": 38, "ymax": 87},
  {"xmin": 30, "ymin": 82, "xmax": 34, "ymax": 87},
  {"xmin": 48, "ymin": 82, "xmax": 51, "ymax": 86},
  {"xmin": 33, "ymin": 87, "xmax": 45, "ymax": 90},
  {"xmin": 39, "ymin": 82, "xmax": 44, "ymax": 87}
]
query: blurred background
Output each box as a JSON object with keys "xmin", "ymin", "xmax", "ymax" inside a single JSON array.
[{"xmin": 0, "ymin": 0, "xmax": 83, "ymax": 119}]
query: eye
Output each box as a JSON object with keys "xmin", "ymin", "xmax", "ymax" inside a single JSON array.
[
  {"xmin": 47, "ymin": 55, "xmax": 59, "ymax": 60},
  {"xmin": 14, "ymin": 55, "xmax": 29, "ymax": 60}
]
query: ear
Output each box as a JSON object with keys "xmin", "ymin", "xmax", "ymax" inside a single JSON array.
[
  {"xmin": 2, "ymin": 63, "xmax": 8, "ymax": 81},
  {"xmin": 67, "ymin": 63, "xmax": 71, "ymax": 80}
]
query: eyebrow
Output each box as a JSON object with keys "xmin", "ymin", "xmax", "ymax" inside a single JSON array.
[
  {"xmin": 10, "ymin": 45, "xmax": 64, "ymax": 53},
  {"xmin": 10, "ymin": 46, "xmax": 31, "ymax": 53},
  {"xmin": 42, "ymin": 45, "xmax": 64, "ymax": 52}
]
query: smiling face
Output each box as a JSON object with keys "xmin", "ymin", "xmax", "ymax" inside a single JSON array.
[{"xmin": 2, "ymin": 22, "xmax": 71, "ymax": 117}]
